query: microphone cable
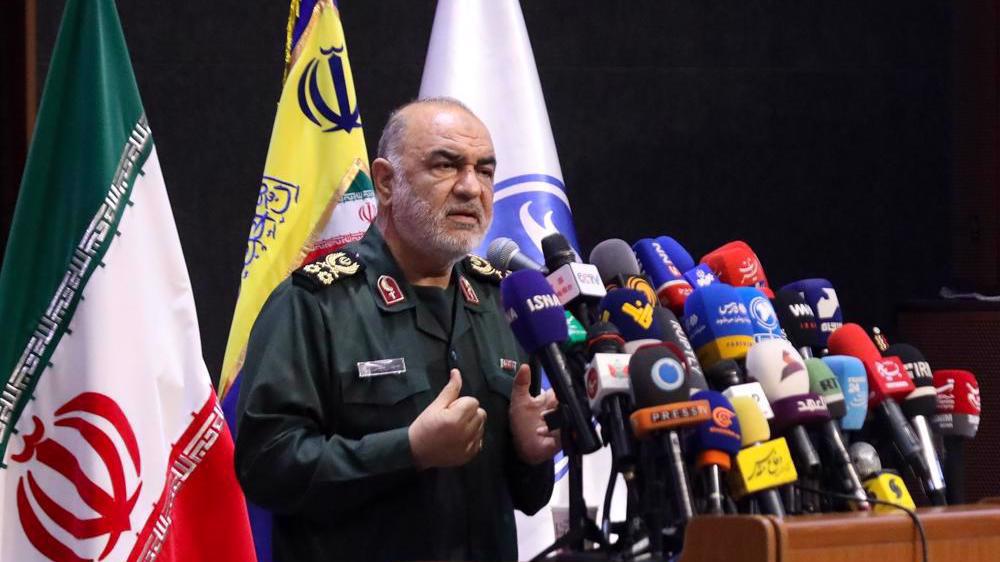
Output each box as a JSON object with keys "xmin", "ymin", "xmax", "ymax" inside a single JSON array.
[{"xmin": 793, "ymin": 484, "xmax": 929, "ymax": 562}]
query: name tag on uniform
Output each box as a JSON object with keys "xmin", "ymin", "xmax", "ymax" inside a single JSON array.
[
  {"xmin": 499, "ymin": 358, "xmax": 518, "ymax": 373},
  {"xmin": 357, "ymin": 358, "xmax": 406, "ymax": 378}
]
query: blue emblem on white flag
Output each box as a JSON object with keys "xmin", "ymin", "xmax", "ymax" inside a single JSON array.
[{"xmin": 478, "ymin": 174, "xmax": 580, "ymax": 263}]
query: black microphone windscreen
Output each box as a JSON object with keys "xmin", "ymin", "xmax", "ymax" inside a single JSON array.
[
  {"xmin": 586, "ymin": 321, "xmax": 626, "ymax": 356},
  {"xmin": 541, "ymin": 233, "xmax": 576, "ymax": 272}
]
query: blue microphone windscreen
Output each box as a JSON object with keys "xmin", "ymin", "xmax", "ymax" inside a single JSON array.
[
  {"xmin": 691, "ymin": 390, "xmax": 742, "ymax": 455},
  {"xmin": 735, "ymin": 286, "xmax": 783, "ymax": 342},
  {"xmin": 597, "ymin": 288, "xmax": 663, "ymax": 342},
  {"xmin": 656, "ymin": 236, "xmax": 696, "ymax": 272},
  {"xmin": 500, "ymin": 269, "xmax": 568, "ymax": 353},
  {"xmin": 633, "ymin": 238, "xmax": 684, "ymax": 288},
  {"xmin": 682, "ymin": 283, "xmax": 754, "ymax": 352},
  {"xmin": 782, "ymin": 278, "xmax": 842, "ymax": 346},
  {"xmin": 684, "ymin": 263, "xmax": 718, "ymax": 290},
  {"xmin": 822, "ymin": 355, "xmax": 868, "ymax": 431}
]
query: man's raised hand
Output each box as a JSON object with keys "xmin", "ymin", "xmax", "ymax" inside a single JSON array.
[{"xmin": 409, "ymin": 369, "xmax": 487, "ymax": 469}]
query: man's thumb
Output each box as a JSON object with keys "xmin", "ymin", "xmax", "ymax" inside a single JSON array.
[
  {"xmin": 430, "ymin": 369, "xmax": 462, "ymax": 408},
  {"xmin": 512, "ymin": 364, "xmax": 532, "ymax": 398}
]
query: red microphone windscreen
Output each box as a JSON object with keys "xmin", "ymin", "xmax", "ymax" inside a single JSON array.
[
  {"xmin": 935, "ymin": 370, "xmax": 981, "ymax": 416},
  {"xmin": 701, "ymin": 243, "xmax": 772, "ymax": 298},
  {"xmin": 827, "ymin": 323, "xmax": 882, "ymax": 363}
]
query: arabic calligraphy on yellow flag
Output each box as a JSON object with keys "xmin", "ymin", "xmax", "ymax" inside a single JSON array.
[{"xmin": 219, "ymin": 0, "xmax": 373, "ymax": 397}]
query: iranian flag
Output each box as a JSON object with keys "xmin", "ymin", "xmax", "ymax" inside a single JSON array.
[{"xmin": 0, "ymin": 1, "xmax": 256, "ymax": 561}]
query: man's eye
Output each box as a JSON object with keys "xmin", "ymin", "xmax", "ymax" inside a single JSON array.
[
  {"xmin": 479, "ymin": 167, "xmax": 495, "ymax": 179},
  {"xmin": 434, "ymin": 162, "xmax": 455, "ymax": 170}
]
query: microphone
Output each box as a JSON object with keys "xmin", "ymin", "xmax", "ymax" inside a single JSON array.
[
  {"xmin": 748, "ymin": 339, "xmax": 868, "ymax": 510},
  {"xmin": 684, "ymin": 264, "xmax": 719, "ymax": 290},
  {"xmin": 681, "ymin": 283, "xmax": 754, "ymax": 370},
  {"xmin": 584, "ymin": 322, "xmax": 636, "ymax": 472},
  {"xmin": 849, "ymin": 441, "xmax": 916, "ymax": 513},
  {"xmin": 500, "ymin": 270, "xmax": 601, "ymax": 454},
  {"xmin": 689, "ymin": 390, "xmax": 742, "ymax": 514},
  {"xmin": 827, "ymin": 324, "xmax": 928, "ymax": 493},
  {"xmin": 705, "ymin": 359, "xmax": 742, "ymax": 391},
  {"xmin": 805, "ymin": 358, "xmax": 869, "ymax": 509},
  {"xmin": 653, "ymin": 306, "xmax": 708, "ymax": 392},
  {"xmin": 700, "ymin": 357, "xmax": 777, "ymax": 421},
  {"xmin": 885, "ymin": 343, "xmax": 947, "ymax": 505},
  {"xmin": 744, "ymin": 339, "xmax": 822, "ymax": 478},
  {"xmin": 633, "ymin": 238, "xmax": 694, "ymax": 314},
  {"xmin": 597, "ymin": 288, "xmax": 663, "ymax": 353},
  {"xmin": 822, "ymin": 355, "xmax": 869, "ymax": 432},
  {"xmin": 589, "ymin": 238, "xmax": 641, "ymax": 286},
  {"xmin": 781, "ymin": 278, "xmax": 844, "ymax": 350},
  {"xmin": 628, "ymin": 344, "xmax": 710, "ymax": 523},
  {"xmin": 487, "ymin": 237, "xmax": 547, "ymax": 274},
  {"xmin": 701, "ymin": 241, "xmax": 774, "ymax": 298},
  {"xmin": 806, "ymin": 358, "xmax": 847, "ymax": 420},
  {"xmin": 542, "ymin": 233, "xmax": 605, "ymax": 328},
  {"xmin": 655, "ymin": 236, "xmax": 696, "ymax": 273},
  {"xmin": 736, "ymin": 286, "xmax": 784, "ymax": 342},
  {"xmin": 771, "ymin": 289, "xmax": 822, "ymax": 358},
  {"xmin": 727, "ymin": 395, "xmax": 795, "ymax": 515},
  {"xmin": 932, "ymin": 369, "xmax": 980, "ymax": 504}
]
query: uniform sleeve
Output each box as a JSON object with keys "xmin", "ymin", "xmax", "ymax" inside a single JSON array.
[
  {"xmin": 234, "ymin": 282, "xmax": 417, "ymax": 519},
  {"xmin": 506, "ymin": 451, "xmax": 555, "ymax": 515}
]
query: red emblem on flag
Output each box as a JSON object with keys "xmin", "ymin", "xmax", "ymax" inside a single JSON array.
[
  {"xmin": 11, "ymin": 392, "xmax": 142, "ymax": 561},
  {"xmin": 459, "ymin": 276, "xmax": 479, "ymax": 305},
  {"xmin": 358, "ymin": 201, "xmax": 377, "ymax": 224},
  {"xmin": 378, "ymin": 275, "xmax": 405, "ymax": 306}
]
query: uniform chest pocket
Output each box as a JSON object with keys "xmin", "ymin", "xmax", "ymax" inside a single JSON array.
[
  {"xmin": 338, "ymin": 369, "xmax": 432, "ymax": 436},
  {"xmin": 483, "ymin": 368, "xmax": 515, "ymax": 403}
]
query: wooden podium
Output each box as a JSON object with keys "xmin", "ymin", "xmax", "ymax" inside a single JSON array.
[{"xmin": 679, "ymin": 504, "xmax": 1000, "ymax": 562}]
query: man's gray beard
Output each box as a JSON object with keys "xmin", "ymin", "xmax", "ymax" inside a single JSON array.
[{"xmin": 390, "ymin": 176, "xmax": 488, "ymax": 264}]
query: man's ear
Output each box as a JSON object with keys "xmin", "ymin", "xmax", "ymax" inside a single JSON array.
[{"xmin": 371, "ymin": 157, "xmax": 395, "ymax": 207}]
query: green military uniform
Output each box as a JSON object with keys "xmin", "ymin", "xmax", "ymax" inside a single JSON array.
[{"xmin": 234, "ymin": 226, "xmax": 554, "ymax": 562}]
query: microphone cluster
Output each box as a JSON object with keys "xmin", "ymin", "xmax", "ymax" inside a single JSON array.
[{"xmin": 489, "ymin": 234, "xmax": 981, "ymax": 560}]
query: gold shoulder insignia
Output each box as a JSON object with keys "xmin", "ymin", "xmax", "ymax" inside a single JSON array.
[
  {"xmin": 293, "ymin": 251, "xmax": 364, "ymax": 291},
  {"xmin": 463, "ymin": 254, "xmax": 505, "ymax": 284}
]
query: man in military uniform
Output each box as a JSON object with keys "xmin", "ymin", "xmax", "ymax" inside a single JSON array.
[{"xmin": 235, "ymin": 98, "xmax": 558, "ymax": 561}]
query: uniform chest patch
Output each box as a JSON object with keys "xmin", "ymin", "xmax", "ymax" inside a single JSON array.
[{"xmin": 377, "ymin": 275, "xmax": 406, "ymax": 306}]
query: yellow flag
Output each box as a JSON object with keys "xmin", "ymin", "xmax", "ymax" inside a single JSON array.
[{"xmin": 219, "ymin": 0, "xmax": 373, "ymax": 397}]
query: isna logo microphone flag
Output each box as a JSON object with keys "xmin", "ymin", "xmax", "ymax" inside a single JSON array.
[
  {"xmin": 0, "ymin": 1, "xmax": 255, "ymax": 560},
  {"xmin": 419, "ymin": 1, "xmax": 593, "ymax": 557}
]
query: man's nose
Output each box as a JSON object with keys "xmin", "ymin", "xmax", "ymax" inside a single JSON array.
[{"xmin": 453, "ymin": 166, "xmax": 486, "ymax": 199}]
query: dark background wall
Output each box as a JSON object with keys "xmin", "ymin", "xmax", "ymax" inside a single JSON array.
[{"xmin": 16, "ymin": 1, "xmax": 961, "ymax": 384}]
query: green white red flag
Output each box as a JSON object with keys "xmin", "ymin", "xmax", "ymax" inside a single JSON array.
[{"xmin": 0, "ymin": 1, "xmax": 256, "ymax": 560}]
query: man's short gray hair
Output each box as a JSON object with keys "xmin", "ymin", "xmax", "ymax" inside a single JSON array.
[
  {"xmin": 375, "ymin": 96, "xmax": 477, "ymax": 168},
  {"xmin": 373, "ymin": 97, "xmax": 479, "ymax": 230}
]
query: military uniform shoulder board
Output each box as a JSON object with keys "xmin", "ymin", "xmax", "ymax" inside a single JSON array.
[
  {"xmin": 462, "ymin": 254, "xmax": 506, "ymax": 284},
  {"xmin": 293, "ymin": 250, "xmax": 364, "ymax": 291}
]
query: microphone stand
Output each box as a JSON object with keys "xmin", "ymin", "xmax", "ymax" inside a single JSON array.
[
  {"xmin": 531, "ymin": 403, "xmax": 609, "ymax": 561},
  {"xmin": 531, "ymin": 353, "xmax": 608, "ymax": 561}
]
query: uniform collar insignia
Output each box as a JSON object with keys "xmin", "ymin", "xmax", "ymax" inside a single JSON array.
[
  {"xmin": 377, "ymin": 275, "xmax": 406, "ymax": 306},
  {"xmin": 458, "ymin": 275, "xmax": 479, "ymax": 305}
]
